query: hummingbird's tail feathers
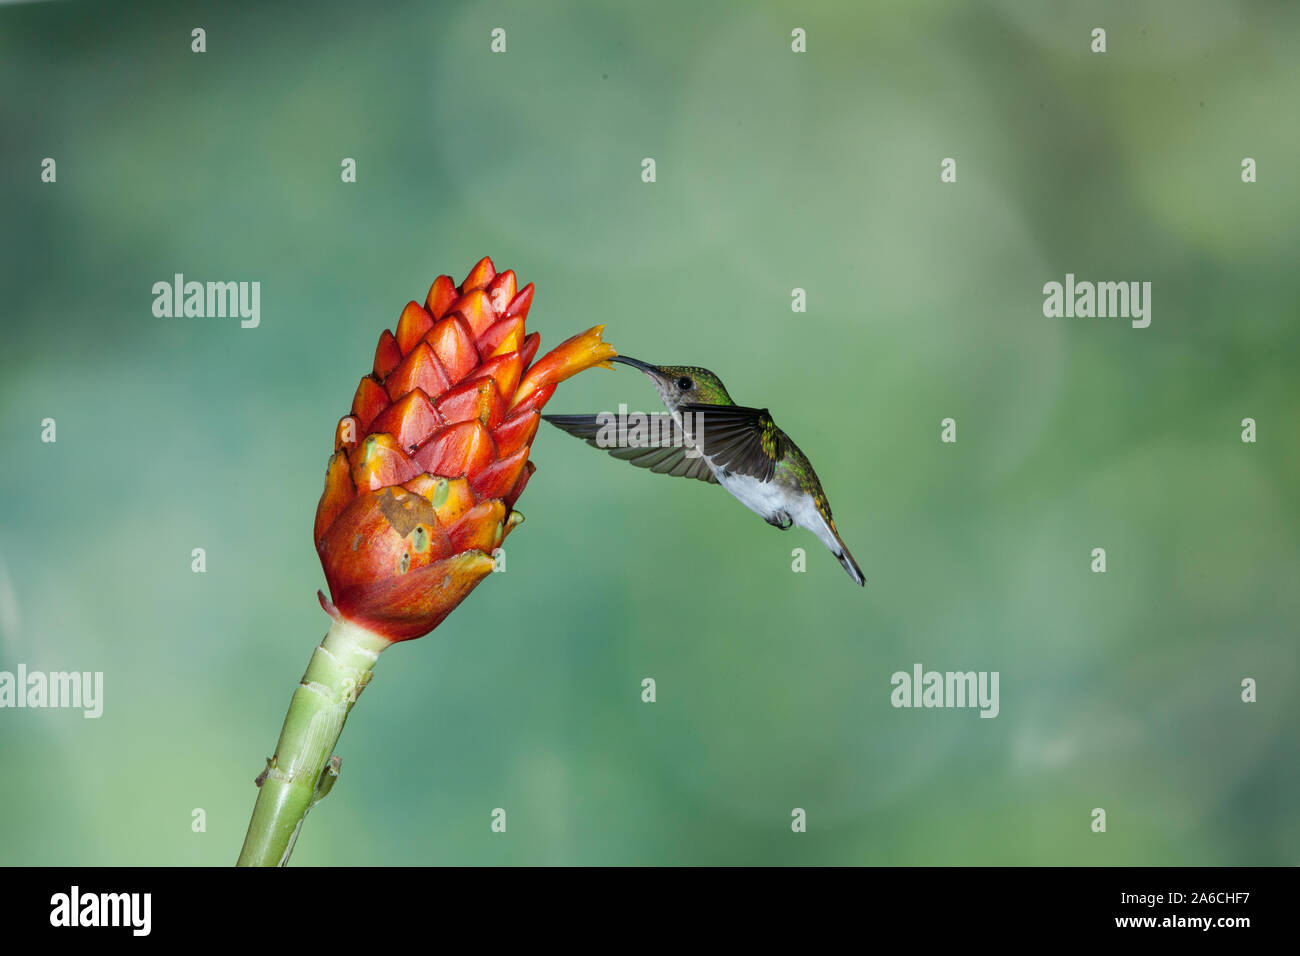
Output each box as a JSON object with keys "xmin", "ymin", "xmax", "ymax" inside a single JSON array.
[
  {"xmin": 795, "ymin": 499, "xmax": 866, "ymax": 587},
  {"xmin": 542, "ymin": 413, "xmax": 718, "ymax": 483}
]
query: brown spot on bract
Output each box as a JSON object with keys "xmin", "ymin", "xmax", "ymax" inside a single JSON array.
[{"xmin": 378, "ymin": 488, "xmax": 436, "ymax": 537}]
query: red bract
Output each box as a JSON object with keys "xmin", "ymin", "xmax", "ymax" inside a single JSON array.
[{"xmin": 313, "ymin": 258, "xmax": 616, "ymax": 641}]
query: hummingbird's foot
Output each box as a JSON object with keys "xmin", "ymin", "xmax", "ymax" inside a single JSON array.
[{"xmin": 766, "ymin": 511, "xmax": 793, "ymax": 530}]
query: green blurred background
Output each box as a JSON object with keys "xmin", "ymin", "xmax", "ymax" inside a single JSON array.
[{"xmin": 1, "ymin": 0, "xmax": 1297, "ymax": 865}]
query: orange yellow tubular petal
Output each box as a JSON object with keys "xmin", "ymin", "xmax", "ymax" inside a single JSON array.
[{"xmin": 509, "ymin": 325, "xmax": 616, "ymax": 411}]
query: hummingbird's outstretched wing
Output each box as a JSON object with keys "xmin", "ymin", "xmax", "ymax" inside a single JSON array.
[
  {"xmin": 542, "ymin": 413, "xmax": 719, "ymax": 483},
  {"xmin": 679, "ymin": 404, "xmax": 782, "ymax": 484}
]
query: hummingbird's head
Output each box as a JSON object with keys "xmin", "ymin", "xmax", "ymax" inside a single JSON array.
[{"xmin": 611, "ymin": 356, "xmax": 734, "ymax": 407}]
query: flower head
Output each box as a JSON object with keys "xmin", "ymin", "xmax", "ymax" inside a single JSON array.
[{"xmin": 314, "ymin": 258, "xmax": 615, "ymax": 641}]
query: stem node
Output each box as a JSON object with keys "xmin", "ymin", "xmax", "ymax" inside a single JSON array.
[{"xmin": 236, "ymin": 618, "xmax": 389, "ymax": 867}]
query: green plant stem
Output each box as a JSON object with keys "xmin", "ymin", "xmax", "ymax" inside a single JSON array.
[{"xmin": 236, "ymin": 617, "xmax": 389, "ymax": 866}]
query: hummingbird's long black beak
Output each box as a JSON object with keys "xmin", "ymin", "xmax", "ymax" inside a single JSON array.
[{"xmin": 610, "ymin": 354, "xmax": 659, "ymax": 375}]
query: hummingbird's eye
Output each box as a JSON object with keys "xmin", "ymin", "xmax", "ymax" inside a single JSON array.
[{"xmin": 676, "ymin": 376, "xmax": 693, "ymax": 390}]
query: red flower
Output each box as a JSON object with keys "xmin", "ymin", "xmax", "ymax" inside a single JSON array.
[{"xmin": 313, "ymin": 258, "xmax": 616, "ymax": 641}]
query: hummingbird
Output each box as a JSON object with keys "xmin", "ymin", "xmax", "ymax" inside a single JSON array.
[{"xmin": 542, "ymin": 355, "xmax": 865, "ymax": 586}]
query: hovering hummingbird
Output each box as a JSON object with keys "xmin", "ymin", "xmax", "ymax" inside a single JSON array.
[{"xmin": 543, "ymin": 355, "xmax": 865, "ymax": 586}]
